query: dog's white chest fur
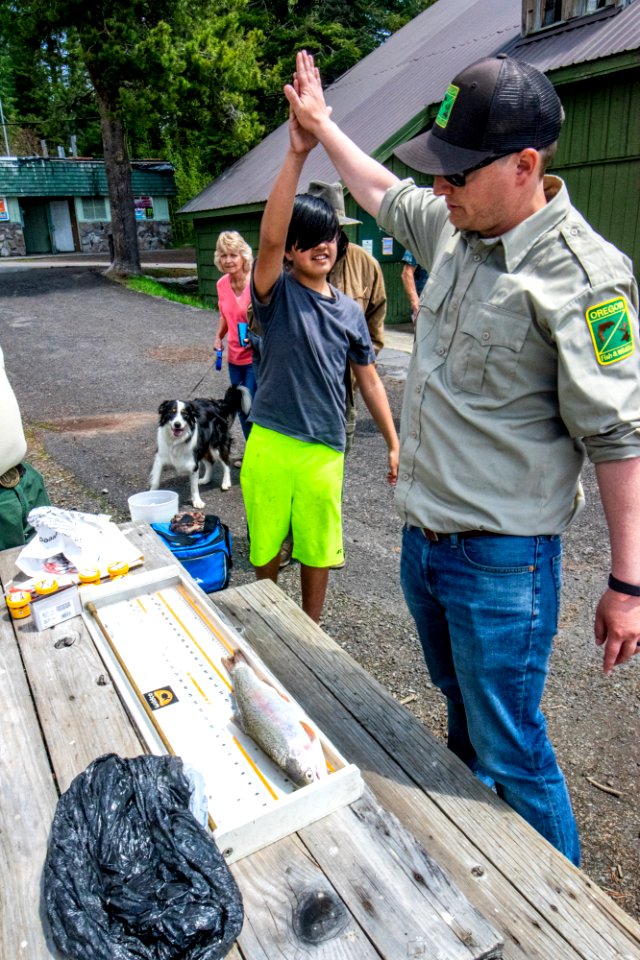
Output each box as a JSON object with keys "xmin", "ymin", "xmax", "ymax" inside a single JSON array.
[{"xmin": 156, "ymin": 428, "xmax": 197, "ymax": 472}]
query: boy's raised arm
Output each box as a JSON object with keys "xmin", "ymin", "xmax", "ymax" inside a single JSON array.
[
  {"xmin": 253, "ymin": 105, "xmax": 317, "ymax": 302},
  {"xmin": 285, "ymin": 50, "xmax": 398, "ymax": 221}
]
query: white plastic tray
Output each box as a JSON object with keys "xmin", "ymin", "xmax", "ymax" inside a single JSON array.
[{"xmin": 81, "ymin": 565, "xmax": 363, "ymax": 862}]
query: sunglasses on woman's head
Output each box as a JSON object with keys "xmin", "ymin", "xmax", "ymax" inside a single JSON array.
[{"xmin": 443, "ymin": 153, "xmax": 511, "ymax": 187}]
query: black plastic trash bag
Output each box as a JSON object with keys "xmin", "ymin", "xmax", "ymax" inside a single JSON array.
[{"xmin": 43, "ymin": 753, "xmax": 244, "ymax": 960}]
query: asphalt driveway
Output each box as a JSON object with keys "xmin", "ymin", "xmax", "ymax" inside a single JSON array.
[{"xmin": 1, "ymin": 265, "xmax": 217, "ymax": 509}]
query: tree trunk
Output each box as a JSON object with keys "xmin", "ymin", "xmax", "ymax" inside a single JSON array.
[{"xmin": 96, "ymin": 91, "xmax": 141, "ymax": 277}]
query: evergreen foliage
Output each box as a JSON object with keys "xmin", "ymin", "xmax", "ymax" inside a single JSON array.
[{"xmin": 0, "ymin": 0, "xmax": 433, "ymax": 265}]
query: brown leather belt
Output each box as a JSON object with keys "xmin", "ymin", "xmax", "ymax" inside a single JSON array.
[{"xmin": 420, "ymin": 526, "xmax": 501, "ymax": 542}]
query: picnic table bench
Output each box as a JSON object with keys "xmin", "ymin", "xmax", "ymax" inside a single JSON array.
[{"xmin": 1, "ymin": 521, "xmax": 639, "ymax": 959}]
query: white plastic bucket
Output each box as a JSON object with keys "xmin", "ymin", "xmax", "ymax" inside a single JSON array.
[{"xmin": 128, "ymin": 490, "xmax": 179, "ymax": 524}]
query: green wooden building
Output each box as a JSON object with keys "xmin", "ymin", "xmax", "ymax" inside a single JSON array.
[
  {"xmin": 0, "ymin": 157, "xmax": 176, "ymax": 258},
  {"xmin": 179, "ymin": 0, "xmax": 639, "ymax": 324}
]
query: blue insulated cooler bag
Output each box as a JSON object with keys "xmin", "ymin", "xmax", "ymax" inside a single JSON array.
[{"xmin": 151, "ymin": 515, "xmax": 232, "ymax": 592}]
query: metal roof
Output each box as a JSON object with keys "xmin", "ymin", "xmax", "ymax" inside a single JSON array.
[
  {"xmin": 0, "ymin": 156, "xmax": 177, "ymax": 198},
  {"xmin": 179, "ymin": 0, "xmax": 640, "ymax": 216}
]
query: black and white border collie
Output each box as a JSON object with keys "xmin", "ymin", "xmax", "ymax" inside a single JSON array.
[{"xmin": 150, "ymin": 385, "xmax": 252, "ymax": 509}]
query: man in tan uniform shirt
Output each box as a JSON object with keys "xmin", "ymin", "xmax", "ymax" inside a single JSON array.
[{"xmin": 288, "ymin": 50, "xmax": 640, "ymax": 865}]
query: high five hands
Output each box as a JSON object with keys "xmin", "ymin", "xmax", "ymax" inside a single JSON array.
[{"xmin": 285, "ymin": 51, "xmax": 332, "ymax": 141}]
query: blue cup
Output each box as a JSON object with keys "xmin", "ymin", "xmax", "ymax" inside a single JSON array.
[{"xmin": 238, "ymin": 321, "xmax": 248, "ymax": 346}]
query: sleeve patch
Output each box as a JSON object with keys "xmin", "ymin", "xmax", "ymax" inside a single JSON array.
[{"xmin": 585, "ymin": 297, "xmax": 634, "ymax": 365}]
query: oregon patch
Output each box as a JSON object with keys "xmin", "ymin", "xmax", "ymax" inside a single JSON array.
[
  {"xmin": 586, "ymin": 297, "xmax": 634, "ymax": 365},
  {"xmin": 435, "ymin": 83, "xmax": 459, "ymax": 128}
]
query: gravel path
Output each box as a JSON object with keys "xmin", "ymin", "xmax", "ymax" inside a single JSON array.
[{"xmin": 2, "ymin": 262, "xmax": 638, "ymax": 919}]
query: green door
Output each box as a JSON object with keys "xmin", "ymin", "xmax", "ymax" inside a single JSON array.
[{"xmin": 20, "ymin": 199, "xmax": 52, "ymax": 254}]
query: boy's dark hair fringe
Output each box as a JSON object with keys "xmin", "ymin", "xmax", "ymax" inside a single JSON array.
[{"xmin": 286, "ymin": 194, "xmax": 346, "ymax": 259}]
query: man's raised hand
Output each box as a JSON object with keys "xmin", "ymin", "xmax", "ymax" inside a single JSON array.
[{"xmin": 284, "ymin": 51, "xmax": 332, "ymax": 136}]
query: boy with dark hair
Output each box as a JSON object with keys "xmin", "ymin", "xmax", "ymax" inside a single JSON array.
[
  {"xmin": 306, "ymin": 180, "xmax": 387, "ymax": 454},
  {"xmin": 240, "ymin": 105, "xmax": 399, "ymax": 623}
]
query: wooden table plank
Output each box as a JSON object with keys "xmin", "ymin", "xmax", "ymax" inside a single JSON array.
[
  {"xmin": 300, "ymin": 788, "xmax": 502, "ymax": 959},
  {"xmin": 231, "ymin": 832, "xmax": 381, "ymax": 959},
  {"xmin": 215, "ymin": 579, "xmax": 640, "ymax": 960},
  {"xmin": 5, "ymin": 610, "xmax": 145, "ymax": 794},
  {"xmin": 215, "ymin": 584, "xmax": 557, "ymax": 960},
  {"xmin": 0, "ymin": 530, "xmax": 153, "ymax": 793},
  {"xmin": 0, "ymin": 609, "xmax": 58, "ymax": 959}
]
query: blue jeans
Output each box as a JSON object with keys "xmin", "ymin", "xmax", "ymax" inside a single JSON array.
[
  {"xmin": 400, "ymin": 524, "xmax": 580, "ymax": 865},
  {"xmin": 228, "ymin": 362, "xmax": 256, "ymax": 440}
]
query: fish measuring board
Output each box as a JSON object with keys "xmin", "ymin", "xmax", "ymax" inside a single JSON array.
[{"xmin": 81, "ymin": 565, "xmax": 363, "ymax": 862}]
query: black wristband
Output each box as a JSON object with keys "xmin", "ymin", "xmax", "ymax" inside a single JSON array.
[{"xmin": 608, "ymin": 573, "xmax": 640, "ymax": 597}]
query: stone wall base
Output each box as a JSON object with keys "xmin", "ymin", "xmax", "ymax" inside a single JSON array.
[
  {"xmin": 0, "ymin": 219, "xmax": 172, "ymax": 257},
  {"xmin": 79, "ymin": 220, "xmax": 172, "ymax": 253},
  {"xmin": 0, "ymin": 222, "xmax": 26, "ymax": 257}
]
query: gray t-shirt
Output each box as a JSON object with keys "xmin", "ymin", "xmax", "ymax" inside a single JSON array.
[{"xmin": 250, "ymin": 270, "xmax": 375, "ymax": 452}]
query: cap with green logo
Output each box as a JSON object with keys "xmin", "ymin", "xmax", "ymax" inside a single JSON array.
[{"xmin": 394, "ymin": 55, "xmax": 564, "ymax": 176}]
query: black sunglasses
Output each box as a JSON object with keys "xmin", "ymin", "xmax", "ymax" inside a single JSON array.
[{"xmin": 443, "ymin": 153, "xmax": 511, "ymax": 188}]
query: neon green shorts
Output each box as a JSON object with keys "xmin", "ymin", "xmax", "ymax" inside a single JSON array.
[{"xmin": 240, "ymin": 424, "xmax": 344, "ymax": 568}]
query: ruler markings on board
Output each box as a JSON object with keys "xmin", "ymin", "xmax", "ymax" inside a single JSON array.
[
  {"xmin": 232, "ymin": 736, "xmax": 280, "ymax": 801},
  {"xmin": 95, "ymin": 584, "xmax": 292, "ymax": 823},
  {"xmin": 176, "ymin": 581, "xmax": 236, "ymax": 654},
  {"xmin": 187, "ymin": 672, "xmax": 209, "ymax": 703},
  {"xmin": 83, "ymin": 569, "xmax": 364, "ymax": 862},
  {"xmin": 87, "ymin": 599, "xmax": 177, "ymax": 761},
  {"xmin": 158, "ymin": 588, "xmax": 232, "ymax": 690}
]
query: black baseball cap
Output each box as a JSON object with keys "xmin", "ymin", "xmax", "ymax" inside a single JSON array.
[{"xmin": 394, "ymin": 55, "xmax": 564, "ymax": 176}]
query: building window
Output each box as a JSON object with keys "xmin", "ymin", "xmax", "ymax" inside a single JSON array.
[
  {"xmin": 542, "ymin": 0, "xmax": 562, "ymax": 26},
  {"xmin": 82, "ymin": 197, "xmax": 107, "ymax": 220},
  {"xmin": 524, "ymin": 0, "xmax": 619, "ymax": 33}
]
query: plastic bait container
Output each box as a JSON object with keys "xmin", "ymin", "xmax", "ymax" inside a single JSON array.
[
  {"xmin": 6, "ymin": 590, "xmax": 32, "ymax": 620},
  {"xmin": 78, "ymin": 567, "xmax": 101, "ymax": 586},
  {"xmin": 128, "ymin": 490, "xmax": 179, "ymax": 524},
  {"xmin": 34, "ymin": 577, "xmax": 59, "ymax": 597}
]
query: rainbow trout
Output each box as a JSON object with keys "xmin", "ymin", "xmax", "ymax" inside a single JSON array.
[{"xmin": 223, "ymin": 649, "xmax": 326, "ymax": 787}]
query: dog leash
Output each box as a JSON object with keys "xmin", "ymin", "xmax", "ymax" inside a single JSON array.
[
  {"xmin": 187, "ymin": 359, "xmax": 218, "ymax": 397},
  {"xmin": 186, "ymin": 364, "xmax": 238, "ymax": 427}
]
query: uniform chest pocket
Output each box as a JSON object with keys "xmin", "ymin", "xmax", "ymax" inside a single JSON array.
[
  {"xmin": 415, "ymin": 273, "xmax": 448, "ymax": 343},
  {"xmin": 450, "ymin": 303, "xmax": 531, "ymax": 397}
]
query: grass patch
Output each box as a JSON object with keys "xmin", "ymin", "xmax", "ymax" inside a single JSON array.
[
  {"xmin": 143, "ymin": 266, "xmax": 197, "ymax": 278},
  {"xmin": 126, "ymin": 274, "xmax": 205, "ymax": 309}
]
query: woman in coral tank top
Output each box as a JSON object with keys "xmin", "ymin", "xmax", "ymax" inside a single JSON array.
[{"xmin": 214, "ymin": 231, "xmax": 256, "ymax": 448}]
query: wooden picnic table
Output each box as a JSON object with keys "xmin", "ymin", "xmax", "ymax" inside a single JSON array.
[{"xmin": 1, "ymin": 521, "xmax": 639, "ymax": 960}]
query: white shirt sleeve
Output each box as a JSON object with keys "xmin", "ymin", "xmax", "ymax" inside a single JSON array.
[{"xmin": 0, "ymin": 346, "xmax": 27, "ymax": 474}]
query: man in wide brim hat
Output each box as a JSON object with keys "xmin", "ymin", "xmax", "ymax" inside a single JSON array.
[{"xmin": 306, "ymin": 180, "xmax": 362, "ymax": 225}]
